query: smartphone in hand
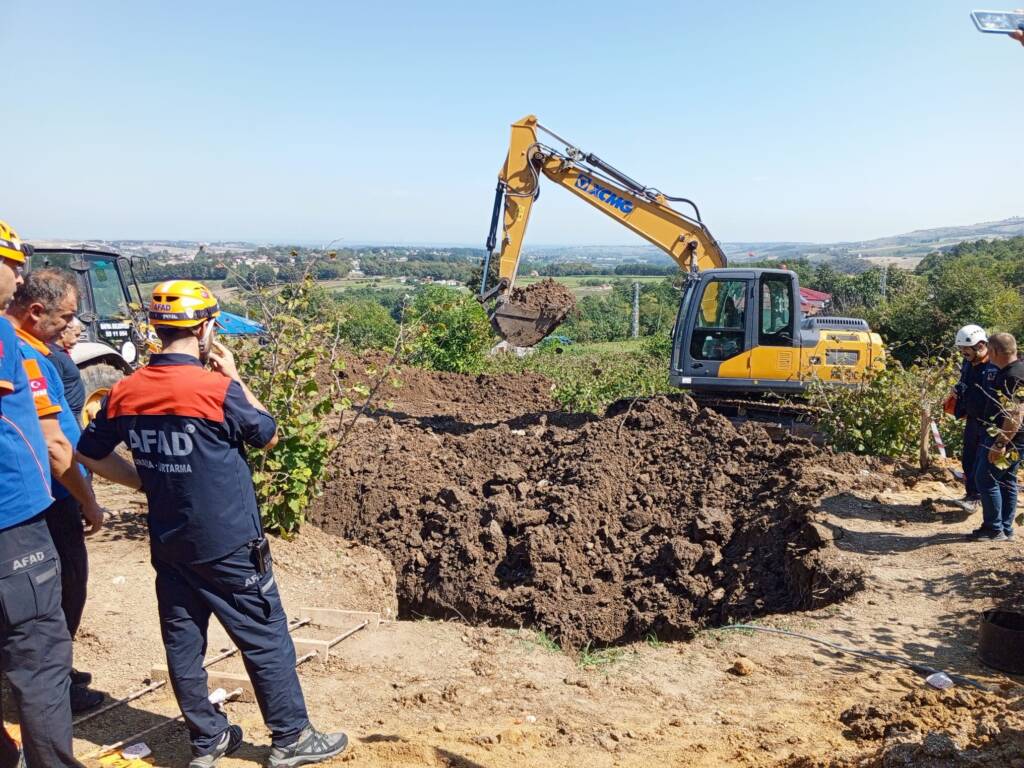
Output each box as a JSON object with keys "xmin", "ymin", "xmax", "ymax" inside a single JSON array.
[{"xmin": 972, "ymin": 10, "xmax": 1024, "ymax": 33}]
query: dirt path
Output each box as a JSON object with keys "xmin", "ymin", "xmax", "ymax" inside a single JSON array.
[{"xmin": 39, "ymin": 465, "xmax": 1021, "ymax": 768}]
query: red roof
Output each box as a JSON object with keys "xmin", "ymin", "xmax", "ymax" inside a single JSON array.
[{"xmin": 799, "ymin": 287, "xmax": 832, "ymax": 302}]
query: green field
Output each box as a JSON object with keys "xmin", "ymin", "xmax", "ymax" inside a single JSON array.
[
  {"xmin": 319, "ymin": 277, "xmax": 421, "ymax": 292},
  {"xmin": 140, "ymin": 278, "xmax": 227, "ymax": 295}
]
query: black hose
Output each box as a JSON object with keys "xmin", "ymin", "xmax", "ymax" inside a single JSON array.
[
  {"xmin": 481, "ymin": 182, "xmax": 505, "ymax": 294},
  {"xmin": 661, "ymin": 195, "xmax": 702, "ymax": 223}
]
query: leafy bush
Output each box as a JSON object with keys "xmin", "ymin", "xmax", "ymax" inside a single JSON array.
[
  {"xmin": 407, "ymin": 285, "xmax": 493, "ymax": 373},
  {"xmin": 235, "ymin": 280, "xmax": 354, "ymax": 533},
  {"xmin": 808, "ymin": 355, "xmax": 959, "ymax": 460},
  {"xmin": 337, "ymin": 299, "xmax": 399, "ymax": 351}
]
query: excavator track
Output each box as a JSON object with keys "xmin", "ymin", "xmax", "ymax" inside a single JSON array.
[
  {"xmin": 608, "ymin": 393, "xmax": 821, "ymax": 441},
  {"xmin": 692, "ymin": 393, "xmax": 821, "ymax": 440}
]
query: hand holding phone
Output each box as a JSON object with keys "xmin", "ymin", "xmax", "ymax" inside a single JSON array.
[{"xmin": 208, "ymin": 341, "xmax": 241, "ymax": 382}]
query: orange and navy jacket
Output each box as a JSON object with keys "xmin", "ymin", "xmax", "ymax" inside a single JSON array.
[{"xmin": 78, "ymin": 353, "xmax": 276, "ymax": 564}]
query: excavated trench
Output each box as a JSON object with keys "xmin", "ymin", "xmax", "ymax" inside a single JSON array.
[{"xmin": 312, "ymin": 367, "xmax": 865, "ymax": 648}]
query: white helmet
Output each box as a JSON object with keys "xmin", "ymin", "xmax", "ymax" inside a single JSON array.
[{"xmin": 955, "ymin": 324, "xmax": 988, "ymax": 348}]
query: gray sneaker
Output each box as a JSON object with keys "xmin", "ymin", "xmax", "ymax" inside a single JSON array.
[
  {"xmin": 267, "ymin": 725, "xmax": 348, "ymax": 767},
  {"xmin": 190, "ymin": 725, "xmax": 243, "ymax": 767}
]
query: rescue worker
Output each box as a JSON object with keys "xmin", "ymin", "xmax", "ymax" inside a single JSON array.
[
  {"xmin": 78, "ymin": 280, "xmax": 348, "ymax": 767},
  {"xmin": 971, "ymin": 332, "xmax": 1024, "ymax": 541},
  {"xmin": 49, "ymin": 316, "xmax": 85, "ymax": 423},
  {"xmin": 948, "ymin": 325, "xmax": 999, "ymax": 510},
  {"xmin": 5, "ymin": 270, "xmax": 109, "ymax": 712},
  {"xmin": 0, "ymin": 221, "xmax": 84, "ymax": 767}
]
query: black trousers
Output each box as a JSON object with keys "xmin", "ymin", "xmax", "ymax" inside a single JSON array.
[
  {"xmin": 44, "ymin": 497, "xmax": 88, "ymax": 639},
  {"xmin": 962, "ymin": 417, "xmax": 984, "ymax": 498},
  {"xmin": 0, "ymin": 514, "xmax": 82, "ymax": 768},
  {"xmin": 153, "ymin": 542, "xmax": 309, "ymax": 755}
]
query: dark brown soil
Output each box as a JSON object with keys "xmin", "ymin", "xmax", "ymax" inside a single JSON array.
[
  {"xmin": 313, "ymin": 383, "xmax": 866, "ymax": 649},
  {"xmin": 508, "ymin": 278, "xmax": 576, "ymax": 315}
]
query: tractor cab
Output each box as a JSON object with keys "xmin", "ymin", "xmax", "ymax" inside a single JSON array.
[{"xmin": 30, "ymin": 247, "xmax": 151, "ymax": 422}]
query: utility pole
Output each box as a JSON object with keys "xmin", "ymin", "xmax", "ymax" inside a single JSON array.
[
  {"xmin": 632, "ymin": 281, "xmax": 640, "ymax": 338},
  {"xmin": 880, "ymin": 264, "xmax": 888, "ymax": 303}
]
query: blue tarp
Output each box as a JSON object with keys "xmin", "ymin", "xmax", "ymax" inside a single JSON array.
[{"xmin": 216, "ymin": 311, "xmax": 265, "ymax": 335}]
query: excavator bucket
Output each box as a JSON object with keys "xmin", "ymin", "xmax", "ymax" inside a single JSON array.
[
  {"xmin": 491, "ymin": 301, "xmax": 568, "ymax": 347},
  {"xmin": 489, "ymin": 279, "xmax": 576, "ymax": 347}
]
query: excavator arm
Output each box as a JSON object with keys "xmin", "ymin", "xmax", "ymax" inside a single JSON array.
[{"xmin": 481, "ymin": 115, "xmax": 727, "ymax": 345}]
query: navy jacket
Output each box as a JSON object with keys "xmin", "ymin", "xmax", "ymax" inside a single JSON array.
[
  {"xmin": 954, "ymin": 359, "xmax": 999, "ymax": 421},
  {"xmin": 78, "ymin": 354, "xmax": 276, "ymax": 563}
]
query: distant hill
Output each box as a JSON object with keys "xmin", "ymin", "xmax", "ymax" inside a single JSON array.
[
  {"xmin": 524, "ymin": 216, "xmax": 1024, "ymax": 268},
  {"xmin": 31, "ymin": 216, "xmax": 1024, "ymax": 270}
]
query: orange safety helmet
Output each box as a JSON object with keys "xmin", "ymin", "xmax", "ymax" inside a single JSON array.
[
  {"xmin": 148, "ymin": 280, "xmax": 221, "ymax": 328},
  {"xmin": 0, "ymin": 220, "xmax": 28, "ymax": 264}
]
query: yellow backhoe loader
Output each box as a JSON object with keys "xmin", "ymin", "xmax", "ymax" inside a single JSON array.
[{"xmin": 479, "ymin": 115, "xmax": 884, "ymax": 396}]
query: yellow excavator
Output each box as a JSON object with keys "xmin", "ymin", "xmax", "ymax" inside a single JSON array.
[{"xmin": 479, "ymin": 115, "xmax": 884, "ymax": 395}]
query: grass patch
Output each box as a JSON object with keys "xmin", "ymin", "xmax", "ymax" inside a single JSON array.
[
  {"xmin": 644, "ymin": 632, "xmax": 665, "ymax": 649},
  {"xmin": 512, "ymin": 629, "xmax": 561, "ymax": 653},
  {"xmin": 576, "ymin": 642, "xmax": 627, "ymax": 670}
]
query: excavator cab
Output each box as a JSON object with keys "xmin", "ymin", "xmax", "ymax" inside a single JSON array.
[{"xmin": 671, "ymin": 268, "xmax": 882, "ymax": 394}]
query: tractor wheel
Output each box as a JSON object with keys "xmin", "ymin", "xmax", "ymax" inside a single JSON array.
[{"xmin": 79, "ymin": 363, "xmax": 124, "ymax": 426}]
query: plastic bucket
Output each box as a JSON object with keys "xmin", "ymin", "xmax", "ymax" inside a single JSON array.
[{"xmin": 978, "ymin": 609, "xmax": 1024, "ymax": 674}]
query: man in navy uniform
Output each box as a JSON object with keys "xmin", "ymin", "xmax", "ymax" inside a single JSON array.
[
  {"xmin": 949, "ymin": 325, "xmax": 999, "ymax": 510},
  {"xmin": 78, "ymin": 280, "xmax": 347, "ymax": 767}
]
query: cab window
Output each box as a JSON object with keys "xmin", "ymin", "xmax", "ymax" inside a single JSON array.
[
  {"xmin": 690, "ymin": 278, "xmax": 746, "ymax": 361},
  {"xmin": 88, "ymin": 260, "xmax": 128, "ymax": 319},
  {"xmin": 759, "ymin": 276, "xmax": 793, "ymax": 346}
]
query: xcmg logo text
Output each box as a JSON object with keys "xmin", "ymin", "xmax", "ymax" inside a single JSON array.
[{"xmin": 575, "ymin": 175, "xmax": 635, "ymax": 214}]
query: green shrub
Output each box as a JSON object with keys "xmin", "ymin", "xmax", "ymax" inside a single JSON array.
[
  {"xmin": 408, "ymin": 285, "xmax": 493, "ymax": 373},
  {"xmin": 808, "ymin": 355, "xmax": 959, "ymax": 459},
  {"xmin": 235, "ymin": 280, "xmax": 353, "ymax": 533},
  {"xmin": 337, "ymin": 299, "xmax": 399, "ymax": 350}
]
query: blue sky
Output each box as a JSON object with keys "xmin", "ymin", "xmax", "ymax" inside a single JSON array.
[{"xmin": 3, "ymin": 1, "xmax": 1022, "ymax": 246}]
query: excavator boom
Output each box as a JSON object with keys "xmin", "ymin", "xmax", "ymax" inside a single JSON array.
[
  {"xmin": 480, "ymin": 115, "xmax": 884, "ymax": 395},
  {"xmin": 483, "ymin": 115, "xmax": 726, "ymax": 346}
]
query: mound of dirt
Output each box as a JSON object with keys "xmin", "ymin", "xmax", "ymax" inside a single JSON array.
[
  {"xmin": 313, "ymin": 391, "xmax": 865, "ymax": 648},
  {"xmin": 340, "ymin": 356, "xmax": 558, "ymax": 423}
]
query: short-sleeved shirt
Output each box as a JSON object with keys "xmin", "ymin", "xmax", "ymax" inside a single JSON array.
[
  {"xmin": 0, "ymin": 318, "xmax": 53, "ymax": 530},
  {"xmin": 14, "ymin": 328, "xmax": 84, "ymax": 501},
  {"xmin": 989, "ymin": 359, "xmax": 1024, "ymax": 450},
  {"xmin": 47, "ymin": 343, "xmax": 85, "ymax": 422},
  {"xmin": 78, "ymin": 353, "xmax": 277, "ymax": 564}
]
